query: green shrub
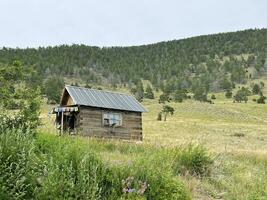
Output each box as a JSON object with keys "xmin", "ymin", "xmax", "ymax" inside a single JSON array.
[
  {"xmin": 225, "ymin": 90, "xmax": 233, "ymax": 98},
  {"xmin": 144, "ymin": 85, "xmax": 155, "ymax": 99},
  {"xmin": 0, "ymin": 130, "xmax": 109, "ymax": 200},
  {"xmin": 158, "ymin": 93, "xmax": 170, "ymax": 104},
  {"xmin": 34, "ymin": 134, "xmax": 111, "ymax": 199},
  {"xmin": 0, "ymin": 128, "xmax": 38, "ymax": 199},
  {"xmin": 252, "ymin": 83, "xmax": 261, "ymax": 95},
  {"xmin": 109, "ymin": 157, "xmax": 191, "ymax": 200},
  {"xmin": 172, "ymin": 144, "xmax": 213, "ymax": 177},
  {"xmin": 257, "ymin": 95, "xmax": 266, "ymax": 104},
  {"xmin": 157, "ymin": 112, "xmax": 162, "ymax": 121}
]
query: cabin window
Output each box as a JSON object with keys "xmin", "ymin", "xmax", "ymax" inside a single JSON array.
[{"xmin": 103, "ymin": 112, "xmax": 122, "ymax": 126}]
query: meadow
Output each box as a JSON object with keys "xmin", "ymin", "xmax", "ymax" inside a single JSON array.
[{"xmin": 39, "ymin": 87, "xmax": 267, "ymax": 200}]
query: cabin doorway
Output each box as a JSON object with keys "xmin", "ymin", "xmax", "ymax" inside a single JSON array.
[{"xmin": 53, "ymin": 106, "xmax": 79, "ymax": 135}]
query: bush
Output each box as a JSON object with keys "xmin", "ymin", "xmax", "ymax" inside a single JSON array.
[
  {"xmin": 159, "ymin": 93, "xmax": 170, "ymax": 104},
  {"xmin": 0, "ymin": 129, "xmax": 109, "ymax": 200},
  {"xmin": 172, "ymin": 144, "xmax": 213, "ymax": 177},
  {"xmin": 257, "ymin": 95, "xmax": 266, "ymax": 104},
  {"xmin": 0, "ymin": 128, "xmax": 37, "ymax": 199},
  {"xmin": 225, "ymin": 90, "xmax": 232, "ymax": 98},
  {"xmin": 110, "ymin": 157, "xmax": 191, "ymax": 200},
  {"xmin": 252, "ymin": 83, "xmax": 261, "ymax": 95},
  {"xmin": 157, "ymin": 112, "xmax": 162, "ymax": 121},
  {"xmin": 234, "ymin": 87, "xmax": 251, "ymax": 103},
  {"xmin": 0, "ymin": 61, "xmax": 41, "ymax": 132},
  {"xmin": 174, "ymin": 89, "xmax": 187, "ymax": 103},
  {"xmin": 162, "ymin": 105, "xmax": 175, "ymax": 121},
  {"xmin": 211, "ymin": 94, "xmax": 216, "ymax": 100}
]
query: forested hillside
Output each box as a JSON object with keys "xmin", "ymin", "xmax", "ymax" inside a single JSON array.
[{"xmin": 0, "ymin": 29, "xmax": 266, "ymax": 98}]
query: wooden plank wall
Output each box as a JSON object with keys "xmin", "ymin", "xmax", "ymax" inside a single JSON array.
[{"xmin": 78, "ymin": 107, "xmax": 142, "ymax": 140}]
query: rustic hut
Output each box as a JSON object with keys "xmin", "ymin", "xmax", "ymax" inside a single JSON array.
[{"xmin": 53, "ymin": 85, "xmax": 147, "ymax": 140}]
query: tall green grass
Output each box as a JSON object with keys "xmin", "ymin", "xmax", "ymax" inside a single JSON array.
[
  {"xmin": 172, "ymin": 144, "xmax": 213, "ymax": 177},
  {"xmin": 0, "ymin": 129, "xmax": 192, "ymax": 200},
  {"xmin": 2, "ymin": 128, "xmax": 264, "ymax": 199}
]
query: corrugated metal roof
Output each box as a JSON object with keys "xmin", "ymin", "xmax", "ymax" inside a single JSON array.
[{"xmin": 65, "ymin": 85, "xmax": 147, "ymax": 112}]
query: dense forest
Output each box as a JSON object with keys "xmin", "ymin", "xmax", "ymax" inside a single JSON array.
[{"xmin": 0, "ymin": 28, "xmax": 266, "ymax": 102}]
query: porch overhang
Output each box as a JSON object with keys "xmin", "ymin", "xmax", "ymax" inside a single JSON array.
[{"xmin": 52, "ymin": 106, "xmax": 79, "ymax": 114}]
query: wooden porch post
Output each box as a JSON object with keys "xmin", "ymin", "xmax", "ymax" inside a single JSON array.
[{"xmin": 61, "ymin": 111, "xmax": 64, "ymax": 135}]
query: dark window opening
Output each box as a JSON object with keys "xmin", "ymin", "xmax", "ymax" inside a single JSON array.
[{"xmin": 103, "ymin": 112, "xmax": 122, "ymax": 127}]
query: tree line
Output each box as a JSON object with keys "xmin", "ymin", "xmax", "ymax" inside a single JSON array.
[{"xmin": 0, "ymin": 29, "xmax": 266, "ymax": 103}]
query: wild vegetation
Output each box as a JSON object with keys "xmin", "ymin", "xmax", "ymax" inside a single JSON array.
[
  {"xmin": 1, "ymin": 29, "xmax": 267, "ymax": 199},
  {"xmin": 0, "ymin": 128, "xmax": 195, "ymax": 200},
  {"xmin": 0, "ymin": 28, "xmax": 266, "ymax": 103}
]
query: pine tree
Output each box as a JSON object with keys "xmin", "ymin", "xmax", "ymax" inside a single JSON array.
[
  {"xmin": 44, "ymin": 77, "xmax": 65, "ymax": 104},
  {"xmin": 144, "ymin": 85, "xmax": 154, "ymax": 99},
  {"xmin": 135, "ymin": 80, "xmax": 144, "ymax": 102},
  {"xmin": 225, "ymin": 90, "xmax": 232, "ymax": 98},
  {"xmin": 252, "ymin": 83, "xmax": 261, "ymax": 94}
]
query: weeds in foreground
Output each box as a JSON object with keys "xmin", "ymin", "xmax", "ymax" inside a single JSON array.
[
  {"xmin": 172, "ymin": 144, "xmax": 213, "ymax": 177},
  {"xmin": 0, "ymin": 128, "xmax": 191, "ymax": 200}
]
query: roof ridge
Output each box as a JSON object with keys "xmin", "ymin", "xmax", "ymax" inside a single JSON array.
[{"xmin": 65, "ymin": 85, "xmax": 134, "ymax": 96}]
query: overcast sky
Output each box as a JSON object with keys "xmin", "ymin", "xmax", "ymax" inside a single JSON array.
[{"xmin": 0, "ymin": 0, "xmax": 266, "ymax": 48}]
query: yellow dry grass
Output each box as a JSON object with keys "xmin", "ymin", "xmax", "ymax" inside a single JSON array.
[
  {"xmin": 142, "ymin": 95, "xmax": 267, "ymax": 155},
  {"xmin": 39, "ymin": 88, "xmax": 267, "ymax": 199}
]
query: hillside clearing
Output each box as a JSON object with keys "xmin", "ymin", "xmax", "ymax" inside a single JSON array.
[{"xmin": 40, "ymin": 91, "xmax": 267, "ymax": 200}]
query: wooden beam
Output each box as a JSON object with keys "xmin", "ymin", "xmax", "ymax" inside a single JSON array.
[{"xmin": 61, "ymin": 112, "xmax": 64, "ymax": 135}]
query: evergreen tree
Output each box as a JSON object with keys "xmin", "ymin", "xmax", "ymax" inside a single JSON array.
[
  {"xmin": 257, "ymin": 94, "xmax": 266, "ymax": 104},
  {"xmin": 159, "ymin": 93, "xmax": 170, "ymax": 104},
  {"xmin": 135, "ymin": 80, "xmax": 144, "ymax": 102},
  {"xmin": 0, "ymin": 61, "xmax": 41, "ymax": 131},
  {"xmin": 221, "ymin": 78, "xmax": 232, "ymax": 90},
  {"xmin": 192, "ymin": 80, "xmax": 208, "ymax": 102},
  {"xmin": 0, "ymin": 29, "xmax": 266, "ymax": 96},
  {"xmin": 174, "ymin": 90, "xmax": 185, "ymax": 103},
  {"xmin": 233, "ymin": 87, "xmax": 251, "ymax": 103},
  {"xmin": 44, "ymin": 77, "xmax": 65, "ymax": 104},
  {"xmin": 252, "ymin": 83, "xmax": 261, "ymax": 95},
  {"xmin": 144, "ymin": 85, "xmax": 155, "ymax": 99},
  {"xmin": 130, "ymin": 87, "xmax": 137, "ymax": 95},
  {"xmin": 225, "ymin": 90, "xmax": 233, "ymax": 98}
]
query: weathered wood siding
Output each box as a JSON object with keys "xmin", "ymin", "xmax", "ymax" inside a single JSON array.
[
  {"xmin": 79, "ymin": 107, "xmax": 142, "ymax": 140},
  {"xmin": 61, "ymin": 91, "xmax": 75, "ymax": 106}
]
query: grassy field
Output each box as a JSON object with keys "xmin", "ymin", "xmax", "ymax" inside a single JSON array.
[{"xmin": 39, "ymin": 86, "xmax": 267, "ymax": 200}]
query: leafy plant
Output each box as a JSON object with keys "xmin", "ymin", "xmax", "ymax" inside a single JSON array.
[
  {"xmin": 225, "ymin": 90, "xmax": 233, "ymax": 98},
  {"xmin": 257, "ymin": 95, "xmax": 266, "ymax": 104},
  {"xmin": 44, "ymin": 76, "xmax": 65, "ymax": 104},
  {"xmin": 172, "ymin": 144, "xmax": 213, "ymax": 177},
  {"xmin": 161, "ymin": 105, "xmax": 175, "ymax": 121},
  {"xmin": 144, "ymin": 84, "xmax": 154, "ymax": 99}
]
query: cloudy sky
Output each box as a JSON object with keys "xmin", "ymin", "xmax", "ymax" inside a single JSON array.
[{"xmin": 0, "ymin": 0, "xmax": 266, "ymax": 48}]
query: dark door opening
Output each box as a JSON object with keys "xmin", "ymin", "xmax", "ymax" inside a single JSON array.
[{"xmin": 55, "ymin": 110, "xmax": 78, "ymax": 134}]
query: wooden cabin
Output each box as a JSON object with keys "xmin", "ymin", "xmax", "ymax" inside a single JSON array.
[{"xmin": 53, "ymin": 85, "xmax": 147, "ymax": 141}]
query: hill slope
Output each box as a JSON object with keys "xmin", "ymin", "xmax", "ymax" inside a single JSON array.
[{"xmin": 0, "ymin": 29, "xmax": 266, "ymax": 90}]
